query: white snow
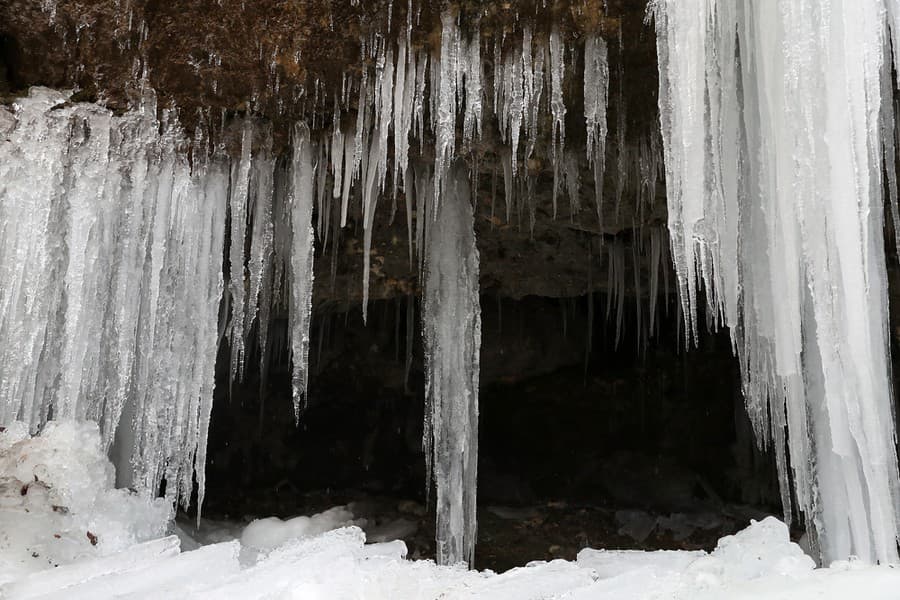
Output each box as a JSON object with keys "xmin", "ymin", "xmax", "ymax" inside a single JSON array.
[
  {"xmin": 0, "ymin": 422, "xmax": 170, "ymax": 585},
  {"xmin": 2, "ymin": 423, "xmax": 900, "ymax": 599}
]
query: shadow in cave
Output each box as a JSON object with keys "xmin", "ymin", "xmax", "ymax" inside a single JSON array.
[{"xmin": 194, "ymin": 292, "xmax": 782, "ymax": 570}]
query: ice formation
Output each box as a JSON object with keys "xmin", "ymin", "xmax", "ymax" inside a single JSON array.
[
  {"xmin": 0, "ymin": 88, "xmax": 320, "ymax": 512},
  {"xmin": 4, "ymin": 439, "xmax": 900, "ymax": 600},
  {"xmin": 7, "ymin": 425, "xmax": 880, "ymax": 597},
  {"xmin": 0, "ymin": 89, "xmax": 227, "ymax": 506},
  {"xmin": 422, "ymin": 163, "xmax": 482, "ymax": 566},
  {"xmin": 287, "ymin": 125, "xmax": 317, "ymax": 416},
  {"xmin": 652, "ymin": 0, "xmax": 900, "ymax": 563},
  {"xmin": 0, "ymin": 422, "xmax": 171, "ymax": 584},
  {"xmin": 0, "ymin": 6, "xmax": 662, "ymax": 569}
]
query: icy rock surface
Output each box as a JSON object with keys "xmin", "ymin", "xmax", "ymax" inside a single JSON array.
[
  {"xmin": 0, "ymin": 422, "xmax": 170, "ymax": 584},
  {"xmin": 651, "ymin": 0, "xmax": 900, "ymax": 563}
]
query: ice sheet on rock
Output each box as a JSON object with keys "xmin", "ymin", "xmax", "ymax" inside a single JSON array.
[
  {"xmin": 651, "ymin": 0, "xmax": 900, "ymax": 564},
  {"xmin": 422, "ymin": 163, "xmax": 481, "ymax": 567}
]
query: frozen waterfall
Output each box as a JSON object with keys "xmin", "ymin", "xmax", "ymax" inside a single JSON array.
[
  {"xmin": 5, "ymin": 0, "xmax": 900, "ymax": 572},
  {"xmin": 652, "ymin": 0, "xmax": 900, "ymax": 563}
]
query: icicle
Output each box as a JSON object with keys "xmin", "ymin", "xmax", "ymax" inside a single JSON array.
[
  {"xmin": 498, "ymin": 42, "xmax": 524, "ymax": 177},
  {"xmin": 393, "ymin": 31, "xmax": 409, "ymax": 198},
  {"xmin": 361, "ymin": 43, "xmax": 395, "ymax": 322},
  {"xmin": 434, "ymin": 9, "xmax": 460, "ymax": 210},
  {"xmin": 422, "ymin": 161, "xmax": 481, "ymax": 567},
  {"xmin": 613, "ymin": 28, "xmax": 626, "ymax": 221},
  {"xmin": 521, "ymin": 26, "xmax": 535, "ymax": 155},
  {"xmin": 228, "ymin": 120, "xmax": 254, "ymax": 381},
  {"xmin": 550, "ymin": 26, "xmax": 567, "ymax": 219},
  {"xmin": 549, "ymin": 25, "xmax": 567, "ymax": 154},
  {"xmin": 245, "ymin": 129, "xmax": 275, "ymax": 363},
  {"xmin": 287, "ymin": 124, "xmax": 317, "ymax": 418},
  {"xmin": 525, "ymin": 28, "xmax": 546, "ymax": 161},
  {"xmin": 583, "ymin": 33, "xmax": 609, "ymax": 222},
  {"xmin": 463, "ymin": 26, "xmax": 483, "ymax": 144},
  {"xmin": 414, "ymin": 50, "xmax": 428, "ymax": 150},
  {"xmin": 340, "ymin": 124, "xmax": 355, "ymax": 227},
  {"xmin": 331, "ymin": 102, "xmax": 345, "ymax": 201}
]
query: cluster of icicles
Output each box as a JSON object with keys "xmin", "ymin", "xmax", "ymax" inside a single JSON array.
[
  {"xmin": 6, "ymin": 0, "xmax": 900, "ymax": 569},
  {"xmin": 0, "ymin": 10, "xmax": 656, "ymax": 567},
  {"xmin": 652, "ymin": 0, "xmax": 900, "ymax": 565}
]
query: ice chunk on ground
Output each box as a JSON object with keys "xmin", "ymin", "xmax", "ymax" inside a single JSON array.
[
  {"xmin": 240, "ymin": 506, "xmax": 362, "ymax": 552},
  {"xmin": 577, "ymin": 547, "xmax": 705, "ymax": 579},
  {"xmin": 0, "ymin": 422, "xmax": 170, "ymax": 583}
]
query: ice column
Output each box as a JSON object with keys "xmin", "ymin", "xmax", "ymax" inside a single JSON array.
[
  {"xmin": 422, "ymin": 163, "xmax": 482, "ymax": 567},
  {"xmin": 652, "ymin": 0, "xmax": 900, "ymax": 563}
]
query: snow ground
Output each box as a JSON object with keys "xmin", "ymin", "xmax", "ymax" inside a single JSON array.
[{"xmin": 2, "ymin": 423, "xmax": 899, "ymax": 599}]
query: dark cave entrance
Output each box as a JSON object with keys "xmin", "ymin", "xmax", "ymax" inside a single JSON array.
[{"xmin": 197, "ymin": 288, "xmax": 781, "ymax": 569}]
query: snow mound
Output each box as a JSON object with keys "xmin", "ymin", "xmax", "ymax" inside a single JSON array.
[
  {"xmin": 240, "ymin": 506, "xmax": 364, "ymax": 552},
  {"xmin": 0, "ymin": 422, "xmax": 171, "ymax": 583}
]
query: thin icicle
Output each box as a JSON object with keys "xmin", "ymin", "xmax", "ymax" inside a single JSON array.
[
  {"xmin": 463, "ymin": 26, "xmax": 483, "ymax": 144},
  {"xmin": 228, "ymin": 120, "xmax": 254, "ymax": 381},
  {"xmin": 287, "ymin": 124, "xmax": 317, "ymax": 419},
  {"xmin": 583, "ymin": 33, "xmax": 609, "ymax": 222},
  {"xmin": 550, "ymin": 26, "xmax": 567, "ymax": 218}
]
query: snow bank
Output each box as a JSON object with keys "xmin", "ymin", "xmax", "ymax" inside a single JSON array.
[
  {"xmin": 2, "ymin": 424, "xmax": 899, "ymax": 599},
  {"xmin": 0, "ymin": 422, "xmax": 171, "ymax": 583}
]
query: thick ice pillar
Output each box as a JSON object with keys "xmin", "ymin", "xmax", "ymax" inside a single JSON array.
[{"xmin": 422, "ymin": 162, "xmax": 482, "ymax": 566}]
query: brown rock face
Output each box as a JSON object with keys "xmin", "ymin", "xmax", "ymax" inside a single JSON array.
[{"xmin": 0, "ymin": 0, "xmax": 667, "ymax": 309}]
